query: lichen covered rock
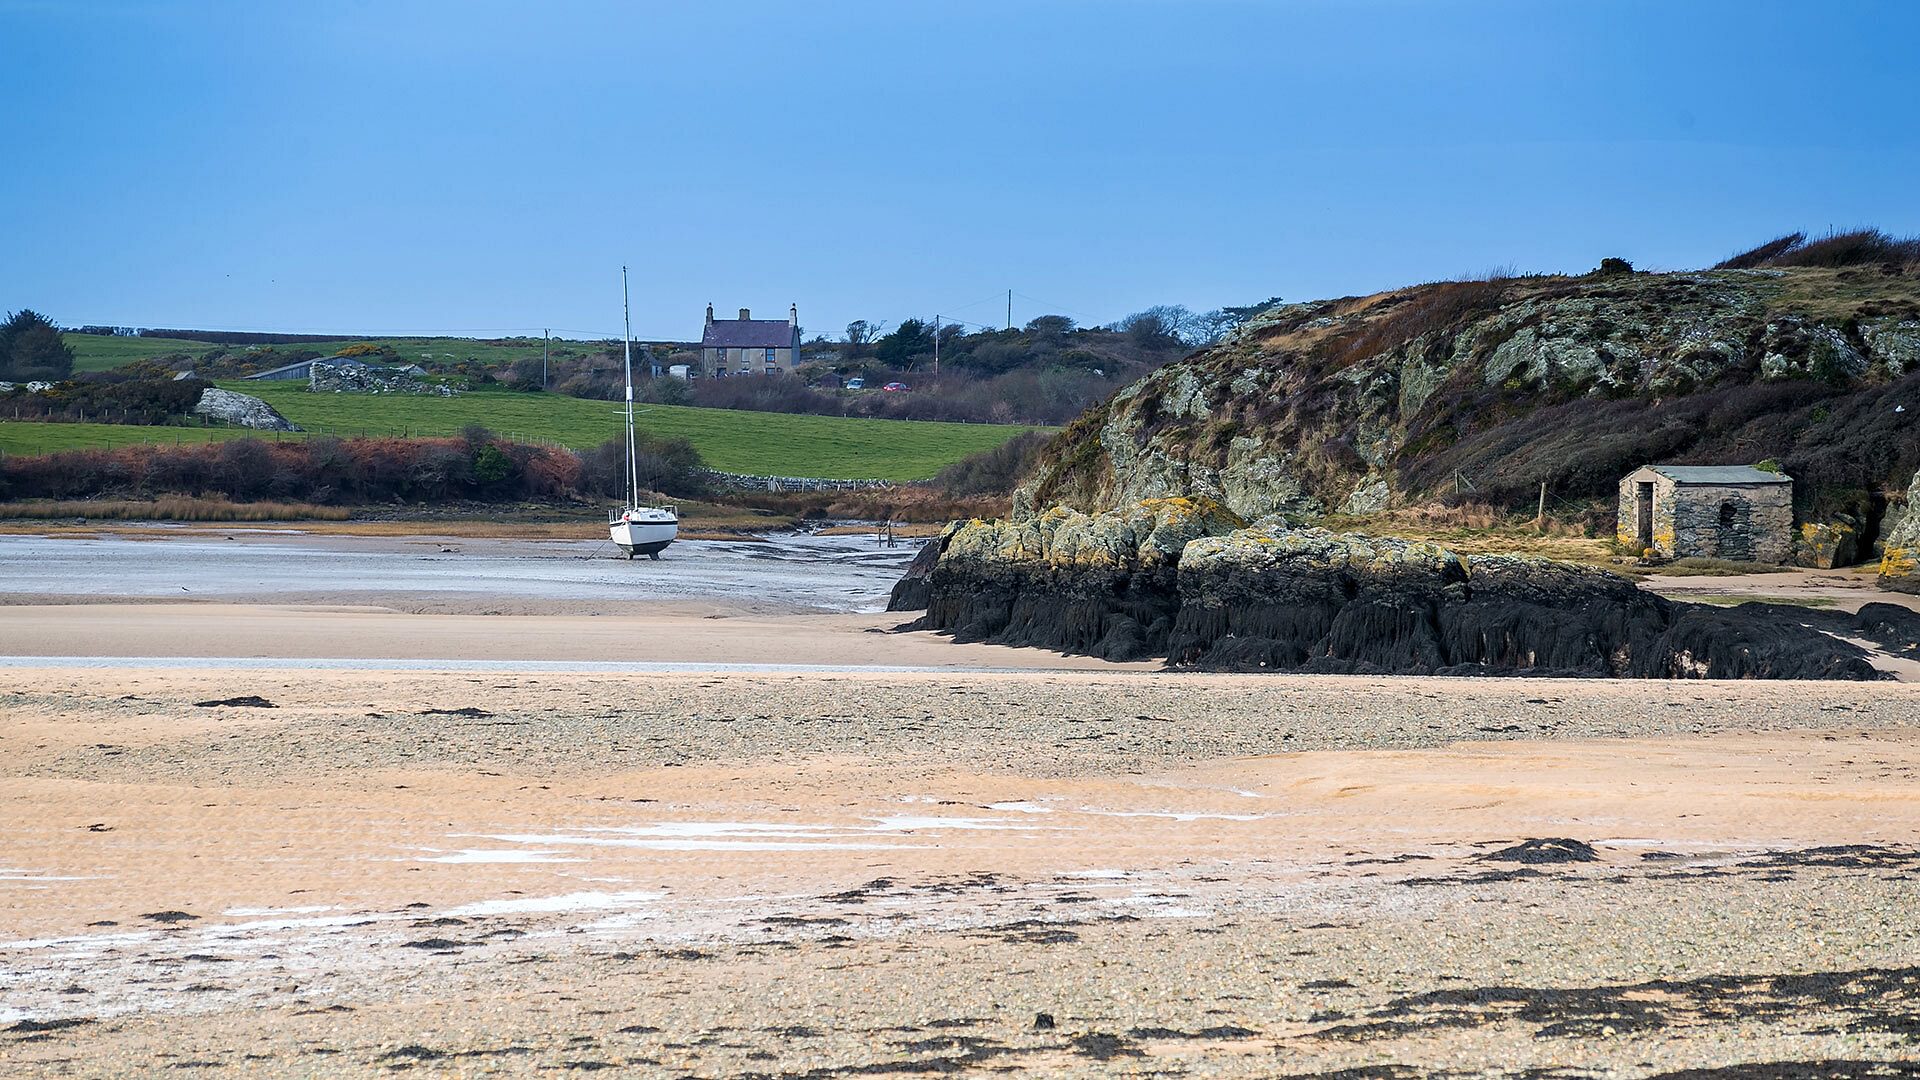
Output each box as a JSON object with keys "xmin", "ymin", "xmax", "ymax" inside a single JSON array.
[
  {"xmin": 192, "ymin": 387, "xmax": 298, "ymax": 431},
  {"xmin": 1794, "ymin": 518, "xmax": 1859, "ymax": 570},
  {"xmin": 915, "ymin": 498, "xmax": 1244, "ymax": 659},
  {"xmin": 1879, "ymin": 471, "xmax": 1920, "ymax": 592}
]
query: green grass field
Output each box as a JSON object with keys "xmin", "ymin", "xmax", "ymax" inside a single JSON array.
[
  {"xmin": 64, "ymin": 333, "xmax": 218, "ymax": 372},
  {"xmin": 0, "ymin": 423, "xmax": 266, "ymax": 455},
  {"xmin": 0, "ymin": 385, "xmax": 1040, "ymax": 480},
  {"xmin": 61, "ymin": 332, "xmax": 607, "ymax": 374}
]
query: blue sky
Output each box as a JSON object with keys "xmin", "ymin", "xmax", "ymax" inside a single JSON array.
[{"xmin": 3, "ymin": 0, "xmax": 1916, "ymax": 341}]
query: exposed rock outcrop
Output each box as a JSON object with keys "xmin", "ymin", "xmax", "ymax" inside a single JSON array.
[
  {"xmin": 1879, "ymin": 471, "xmax": 1920, "ymax": 592},
  {"xmin": 915, "ymin": 498, "xmax": 1244, "ymax": 660},
  {"xmin": 905, "ymin": 503, "xmax": 1882, "ymax": 680},
  {"xmin": 1022, "ymin": 266, "xmax": 1920, "ymax": 529},
  {"xmin": 886, "ymin": 538, "xmax": 942, "ymax": 612},
  {"xmin": 191, "ymin": 387, "xmax": 298, "ymax": 431},
  {"xmin": 1795, "ymin": 517, "xmax": 1859, "ymax": 570},
  {"xmin": 310, "ymin": 360, "xmax": 457, "ymax": 396}
]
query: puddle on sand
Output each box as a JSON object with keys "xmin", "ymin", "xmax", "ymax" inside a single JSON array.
[
  {"xmin": 0, "ymin": 868, "xmax": 104, "ymax": 882},
  {"xmin": 441, "ymin": 889, "xmax": 667, "ymax": 917},
  {"xmin": 415, "ymin": 848, "xmax": 585, "ymax": 864},
  {"xmin": 457, "ymin": 814, "xmax": 1063, "ymax": 854}
]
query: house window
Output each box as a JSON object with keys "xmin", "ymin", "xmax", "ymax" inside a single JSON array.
[
  {"xmin": 766, "ymin": 365, "xmax": 779, "ymax": 376},
  {"xmin": 764, "ymin": 347, "xmax": 777, "ymax": 364}
]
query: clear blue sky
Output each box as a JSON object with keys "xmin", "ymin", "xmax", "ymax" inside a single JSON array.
[{"xmin": 3, "ymin": 0, "xmax": 1916, "ymax": 341}]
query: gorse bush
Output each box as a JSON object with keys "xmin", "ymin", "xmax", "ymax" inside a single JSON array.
[{"xmin": 1, "ymin": 366, "xmax": 208, "ymax": 424}]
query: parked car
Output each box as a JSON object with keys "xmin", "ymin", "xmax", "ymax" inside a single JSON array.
[
  {"xmin": 882, "ymin": 381, "xmax": 910, "ymax": 392},
  {"xmin": 843, "ymin": 377, "xmax": 865, "ymax": 390}
]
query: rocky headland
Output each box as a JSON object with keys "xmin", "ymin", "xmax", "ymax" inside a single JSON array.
[
  {"xmin": 898, "ymin": 499, "xmax": 1887, "ymax": 680},
  {"xmin": 1019, "ymin": 264, "xmax": 1920, "ymax": 560}
]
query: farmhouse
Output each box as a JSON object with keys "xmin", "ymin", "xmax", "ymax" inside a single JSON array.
[
  {"xmin": 700, "ymin": 304, "xmax": 801, "ymax": 377},
  {"xmin": 1617, "ymin": 464, "xmax": 1793, "ymax": 563}
]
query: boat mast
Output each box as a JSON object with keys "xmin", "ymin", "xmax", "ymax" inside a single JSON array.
[{"xmin": 622, "ymin": 266, "xmax": 638, "ymax": 510}]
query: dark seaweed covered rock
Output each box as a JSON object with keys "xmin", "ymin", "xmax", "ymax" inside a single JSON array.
[
  {"xmin": 905, "ymin": 506, "xmax": 1883, "ymax": 680},
  {"xmin": 1168, "ymin": 528, "xmax": 1676, "ymax": 676},
  {"xmin": 886, "ymin": 536, "xmax": 944, "ymax": 612}
]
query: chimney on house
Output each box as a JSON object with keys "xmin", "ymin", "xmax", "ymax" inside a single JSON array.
[
  {"xmin": 705, "ymin": 303, "xmax": 714, "ymax": 327},
  {"xmin": 738, "ymin": 308, "xmax": 751, "ymax": 321},
  {"xmin": 789, "ymin": 303, "xmax": 798, "ymax": 327}
]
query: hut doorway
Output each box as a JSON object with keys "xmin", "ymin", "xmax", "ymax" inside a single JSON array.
[
  {"xmin": 1634, "ymin": 482, "xmax": 1654, "ymax": 549},
  {"xmin": 1716, "ymin": 499, "xmax": 1751, "ymax": 560}
]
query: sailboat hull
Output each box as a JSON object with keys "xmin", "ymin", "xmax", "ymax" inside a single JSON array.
[{"xmin": 610, "ymin": 518, "xmax": 677, "ymax": 557}]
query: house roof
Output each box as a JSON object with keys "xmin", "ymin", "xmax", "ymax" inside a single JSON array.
[
  {"xmin": 1647, "ymin": 464, "xmax": 1791, "ymax": 484},
  {"xmin": 245, "ymin": 359, "xmax": 317, "ymax": 378},
  {"xmin": 700, "ymin": 320, "xmax": 795, "ymax": 349}
]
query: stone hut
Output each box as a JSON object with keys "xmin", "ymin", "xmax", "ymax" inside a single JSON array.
[{"xmin": 1617, "ymin": 464, "xmax": 1793, "ymax": 563}]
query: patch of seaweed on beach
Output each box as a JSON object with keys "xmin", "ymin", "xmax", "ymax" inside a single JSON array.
[{"xmin": 1311, "ymin": 965, "xmax": 1920, "ymax": 1043}]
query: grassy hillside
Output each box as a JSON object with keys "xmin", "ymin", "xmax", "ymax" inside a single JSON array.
[
  {"xmin": 64, "ymin": 333, "xmax": 217, "ymax": 372},
  {"xmin": 0, "ymin": 385, "xmax": 1042, "ymax": 481}
]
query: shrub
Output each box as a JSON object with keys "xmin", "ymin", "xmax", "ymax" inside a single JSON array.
[
  {"xmin": 0, "ymin": 433, "xmax": 679, "ymax": 507},
  {"xmin": 1712, "ymin": 229, "xmax": 1920, "ymax": 271},
  {"xmin": 933, "ymin": 430, "xmax": 1053, "ymax": 496}
]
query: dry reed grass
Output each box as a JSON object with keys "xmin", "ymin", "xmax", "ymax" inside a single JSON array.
[{"xmin": 0, "ymin": 498, "xmax": 352, "ymax": 522}]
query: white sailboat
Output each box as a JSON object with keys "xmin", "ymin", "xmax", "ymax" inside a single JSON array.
[{"xmin": 608, "ymin": 266, "xmax": 679, "ymax": 560}]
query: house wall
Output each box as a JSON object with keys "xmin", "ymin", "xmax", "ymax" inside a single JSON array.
[
  {"xmin": 1618, "ymin": 474, "xmax": 1792, "ymax": 563},
  {"xmin": 701, "ymin": 344, "xmax": 796, "ymax": 376},
  {"xmin": 1616, "ymin": 474, "xmax": 1672, "ymax": 553}
]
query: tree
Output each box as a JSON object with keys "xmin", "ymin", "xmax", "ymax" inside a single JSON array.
[
  {"xmin": 1025, "ymin": 314, "xmax": 1075, "ymax": 337},
  {"xmin": 0, "ymin": 309, "xmax": 76, "ymax": 381},
  {"xmin": 1116, "ymin": 305, "xmax": 1197, "ymax": 349},
  {"xmin": 1188, "ymin": 309, "xmax": 1240, "ymax": 346},
  {"xmin": 875, "ymin": 318, "xmax": 932, "ymax": 368},
  {"xmin": 845, "ymin": 319, "xmax": 885, "ymax": 359}
]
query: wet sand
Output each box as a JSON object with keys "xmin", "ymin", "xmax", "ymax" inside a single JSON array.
[
  {"xmin": 0, "ymin": 530, "xmax": 919, "ymax": 614},
  {"xmin": 0, "ymin": 603, "xmax": 1143, "ymax": 672}
]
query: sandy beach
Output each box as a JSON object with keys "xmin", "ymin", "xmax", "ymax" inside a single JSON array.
[{"xmin": 2, "ymin": 529, "xmax": 1918, "ymax": 1076}]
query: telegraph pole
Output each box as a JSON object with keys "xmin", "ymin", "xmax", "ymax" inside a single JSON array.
[
  {"xmin": 1006, "ymin": 289, "xmax": 1012, "ymax": 331},
  {"xmin": 542, "ymin": 329, "xmax": 550, "ymax": 389},
  {"xmin": 932, "ymin": 315, "xmax": 939, "ymax": 377}
]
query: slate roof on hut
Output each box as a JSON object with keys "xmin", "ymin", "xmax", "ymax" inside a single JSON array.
[{"xmin": 1645, "ymin": 465, "xmax": 1792, "ymax": 485}]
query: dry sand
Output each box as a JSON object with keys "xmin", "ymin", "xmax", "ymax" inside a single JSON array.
[{"xmin": 3, "ymin": 658, "xmax": 1918, "ymax": 1077}]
